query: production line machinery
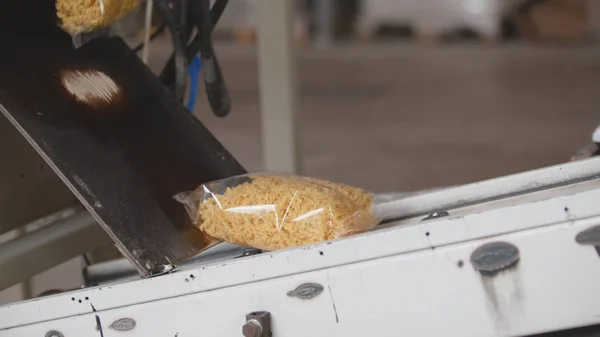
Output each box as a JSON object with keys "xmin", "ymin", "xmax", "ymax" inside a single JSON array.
[
  {"xmin": 2, "ymin": 157, "xmax": 600, "ymax": 337},
  {"xmin": 1, "ymin": 0, "xmax": 600, "ymax": 336}
]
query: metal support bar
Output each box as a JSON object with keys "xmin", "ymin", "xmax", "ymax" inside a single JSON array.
[
  {"xmin": 0, "ymin": 211, "xmax": 111, "ymax": 291},
  {"xmin": 315, "ymin": 0, "xmax": 335, "ymax": 47},
  {"xmin": 377, "ymin": 156, "xmax": 600, "ymax": 221},
  {"xmin": 256, "ymin": 0, "xmax": 301, "ymax": 173},
  {"xmin": 142, "ymin": 0, "xmax": 154, "ymax": 64},
  {"xmin": 83, "ymin": 243, "xmax": 256, "ymax": 286}
]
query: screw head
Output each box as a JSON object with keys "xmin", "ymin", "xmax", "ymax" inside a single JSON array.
[
  {"xmin": 471, "ymin": 241, "xmax": 519, "ymax": 274},
  {"xmin": 45, "ymin": 331, "xmax": 64, "ymax": 337}
]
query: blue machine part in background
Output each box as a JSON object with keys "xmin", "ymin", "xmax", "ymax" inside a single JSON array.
[{"xmin": 187, "ymin": 55, "xmax": 203, "ymax": 112}]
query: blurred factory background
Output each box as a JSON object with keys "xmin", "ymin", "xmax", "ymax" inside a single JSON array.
[
  {"xmin": 1, "ymin": 0, "xmax": 599, "ymax": 304},
  {"xmin": 179, "ymin": 0, "xmax": 600, "ymax": 192}
]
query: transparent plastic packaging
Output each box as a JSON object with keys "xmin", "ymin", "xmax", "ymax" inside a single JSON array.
[
  {"xmin": 56, "ymin": 0, "xmax": 141, "ymax": 35},
  {"xmin": 175, "ymin": 173, "xmax": 380, "ymax": 251}
]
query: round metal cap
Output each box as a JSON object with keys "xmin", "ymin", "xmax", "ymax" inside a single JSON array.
[
  {"xmin": 470, "ymin": 241, "xmax": 519, "ymax": 274},
  {"xmin": 45, "ymin": 331, "xmax": 64, "ymax": 337},
  {"xmin": 243, "ymin": 319, "xmax": 263, "ymax": 337}
]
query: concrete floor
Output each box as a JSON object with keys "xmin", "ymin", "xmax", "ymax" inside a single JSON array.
[{"xmin": 156, "ymin": 42, "xmax": 600, "ymax": 193}]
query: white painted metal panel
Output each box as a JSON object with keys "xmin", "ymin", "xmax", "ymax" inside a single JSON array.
[{"xmin": 1, "ymin": 217, "xmax": 600, "ymax": 337}]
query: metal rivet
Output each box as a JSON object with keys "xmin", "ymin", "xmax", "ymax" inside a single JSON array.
[
  {"xmin": 471, "ymin": 241, "xmax": 519, "ymax": 275},
  {"xmin": 287, "ymin": 283, "xmax": 324, "ymax": 300},
  {"xmin": 45, "ymin": 331, "xmax": 64, "ymax": 337},
  {"xmin": 109, "ymin": 318, "xmax": 136, "ymax": 331},
  {"xmin": 421, "ymin": 210, "xmax": 449, "ymax": 222},
  {"xmin": 575, "ymin": 225, "xmax": 600, "ymax": 246}
]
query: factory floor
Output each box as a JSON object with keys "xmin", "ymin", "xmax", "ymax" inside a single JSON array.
[{"xmin": 152, "ymin": 41, "xmax": 600, "ymax": 193}]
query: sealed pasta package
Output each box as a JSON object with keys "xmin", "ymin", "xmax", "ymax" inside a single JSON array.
[
  {"xmin": 56, "ymin": 0, "xmax": 141, "ymax": 35},
  {"xmin": 174, "ymin": 173, "xmax": 380, "ymax": 251}
]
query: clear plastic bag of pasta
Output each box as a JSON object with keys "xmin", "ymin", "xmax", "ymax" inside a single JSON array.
[
  {"xmin": 174, "ymin": 173, "xmax": 380, "ymax": 251},
  {"xmin": 56, "ymin": 0, "xmax": 142, "ymax": 35}
]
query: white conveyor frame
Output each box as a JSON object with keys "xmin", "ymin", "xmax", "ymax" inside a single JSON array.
[{"xmin": 2, "ymin": 157, "xmax": 600, "ymax": 337}]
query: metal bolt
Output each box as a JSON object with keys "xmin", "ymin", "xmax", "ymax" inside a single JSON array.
[
  {"xmin": 244, "ymin": 311, "xmax": 271, "ymax": 337},
  {"xmin": 242, "ymin": 319, "xmax": 263, "ymax": 337}
]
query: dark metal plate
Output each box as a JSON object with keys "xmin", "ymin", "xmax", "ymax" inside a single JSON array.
[{"xmin": 0, "ymin": 29, "xmax": 245, "ymax": 276}]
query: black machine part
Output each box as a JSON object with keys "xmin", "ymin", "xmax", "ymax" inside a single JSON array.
[
  {"xmin": 0, "ymin": 2, "xmax": 246, "ymax": 276},
  {"xmin": 157, "ymin": 0, "xmax": 231, "ymax": 117}
]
